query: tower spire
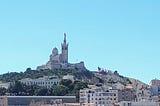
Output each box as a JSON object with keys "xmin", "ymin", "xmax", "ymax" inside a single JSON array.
[
  {"xmin": 64, "ymin": 33, "xmax": 66, "ymax": 43},
  {"xmin": 61, "ymin": 33, "xmax": 68, "ymax": 64}
]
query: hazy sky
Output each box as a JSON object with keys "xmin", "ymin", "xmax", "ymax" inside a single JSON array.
[{"xmin": 0, "ymin": 0, "xmax": 159, "ymax": 84}]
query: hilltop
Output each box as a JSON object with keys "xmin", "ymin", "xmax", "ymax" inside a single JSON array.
[{"xmin": 0, "ymin": 67, "xmax": 147, "ymax": 89}]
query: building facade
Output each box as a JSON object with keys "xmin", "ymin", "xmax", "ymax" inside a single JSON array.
[
  {"xmin": 20, "ymin": 76, "xmax": 59, "ymax": 88},
  {"xmin": 118, "ymin": 88, "xmax": 136, "ymax": 102},
  {"xmin": 80, "ymin": 86, "xmax": 118, "ymax": 106},
  {"xmin": 136, "ymin": 86, "xmax": 152, "ymax": 102},
  {"xmin": 0, "ymin": 96, "xmax": 76, "ymax": 106},
  {"xmin": 150, "ymin": 79, "xmax": 160, "ymax": 96}
]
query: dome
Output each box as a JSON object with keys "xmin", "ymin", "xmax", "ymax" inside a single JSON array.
[{"xmin": 52, "ymin": 47, "xmax": 58, "ymax": 56}]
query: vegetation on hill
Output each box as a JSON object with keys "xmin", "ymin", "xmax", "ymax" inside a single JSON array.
[
  {"xmin": 0, "ymin": 67, "xmax": 147, "ymax": 101},
  {"xmin": 6, "ymin": 79, "xmax": 87, "ymax": 96},
  {"xmin": 0, "ymin": 68, "xmax": 93, "ymax": 82}
]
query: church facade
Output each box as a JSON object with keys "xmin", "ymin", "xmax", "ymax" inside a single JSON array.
[{"xmin": 37, "ymin": 33, "xmax": 86, "ymax": 70}]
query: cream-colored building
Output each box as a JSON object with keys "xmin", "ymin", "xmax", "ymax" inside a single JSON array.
[{"xmin": 20, "ymin": 76, "xmax": 59, "ymax": 88}]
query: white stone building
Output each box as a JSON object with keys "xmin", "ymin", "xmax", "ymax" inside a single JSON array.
[
  {"xmin": 150, "ymin": 79, "xmax": 160, "ymax": 96},
  {"xmin": 37, "ymin": 33, "xmax": 86, "ymax": 71},
  {"xmin": 136, "ymin": 85, "xmax": 152, "ymax": 102},
  {"xmin": 20, "ymin": 76, "xmax": 59, "ymax": 88},
  {"xmin": 37, "ymin": 33, "xmax": 68, "ymax": 70},
  {"xmin": 80, "ymin": 86, "xmax": 118, "ymax": 106},
  {"xmin": 0, "ymin": 81, "xmax": 10, "ymax": 89},
  {"xmin": 63, "ymin": 74, "xmax": 74, "ymax": 82}
]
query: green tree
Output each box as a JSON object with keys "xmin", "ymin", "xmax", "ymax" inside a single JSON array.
[
  {"xmin": 25, "ymin": 85, "xmax": 39, "ymax": 96},
  {"xmin": 73, "ymin": 81, "xmax": 88, "ymax": 91},
  {"xmin": 52, "ymin": 85, "xmax": 68, "ymax": 96},
  {"xmin": 60, "ymin": 79, "xmax": 74, "ymax": 93},
  {"xmin": 60, "ymin": 79, "xmax": 72, "ymax": 87},
  {"xmin": 0, "ymin": 87, "xmax": 7, "ymax": 95},
  {"xmin": 8, "ymin": 81, "xmax": 26, "ymax": 95},
  {"xmin": 35, "ymin": 87, "xmax": 50, "ymax": 96}
]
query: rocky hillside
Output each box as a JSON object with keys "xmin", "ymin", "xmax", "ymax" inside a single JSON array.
[{"xmin": 93, "ymin": 70, "xmax": 147, "ymax": 90}]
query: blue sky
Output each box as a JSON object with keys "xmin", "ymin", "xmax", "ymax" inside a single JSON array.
[{"xmin": 0, "ymin": 0, "xmax": 159, "ymax": 84}]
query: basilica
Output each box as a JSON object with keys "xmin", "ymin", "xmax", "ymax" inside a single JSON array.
[{"xmin": 37, "ymin": 33, "xmax": 86, "ymax": 70}]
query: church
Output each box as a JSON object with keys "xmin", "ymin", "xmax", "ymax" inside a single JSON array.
[
  {"xmin": 37, "ymin": 33, "xmax": 86, "ymax": 70},
  {"xmin": 49, "ymin": 33, "xmax": 68, "ymax": 64}
]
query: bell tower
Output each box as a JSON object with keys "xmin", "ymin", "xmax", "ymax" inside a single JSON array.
[{"xmin": 61, "ymin": 33, "xmax": 68, "ymax": 64}]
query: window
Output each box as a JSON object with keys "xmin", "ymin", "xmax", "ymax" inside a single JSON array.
[{"xmin": 128, "ymin": 103, "xmax": 131, "ymax": 106}]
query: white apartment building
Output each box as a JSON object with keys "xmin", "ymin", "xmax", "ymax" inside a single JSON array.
[
  {"xmin": 80, "ymin": 86, "xmax": 118, "ymax": 106},
  {"xmin": 136, "ymin": 86, "xmax": 152, "ymax": 102},
  {"xmin": 150, "ymin": 79, "xmax": 160, "ymax": 96},
  {"xmin": 20, "ymin": 76, "xmax": 59, "ymax": 88}
]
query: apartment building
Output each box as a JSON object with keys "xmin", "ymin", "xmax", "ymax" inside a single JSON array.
[
  {"xmin": 80, "ymin": 86, "xmax": 118, "ymax": 106},
  {"xmin": 150, "ymin": 79, "xmax": 160, "ymax": 96},
  {"xmin": 118, "ymin": 88, "xmax": 136, "ymax": 102}
]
